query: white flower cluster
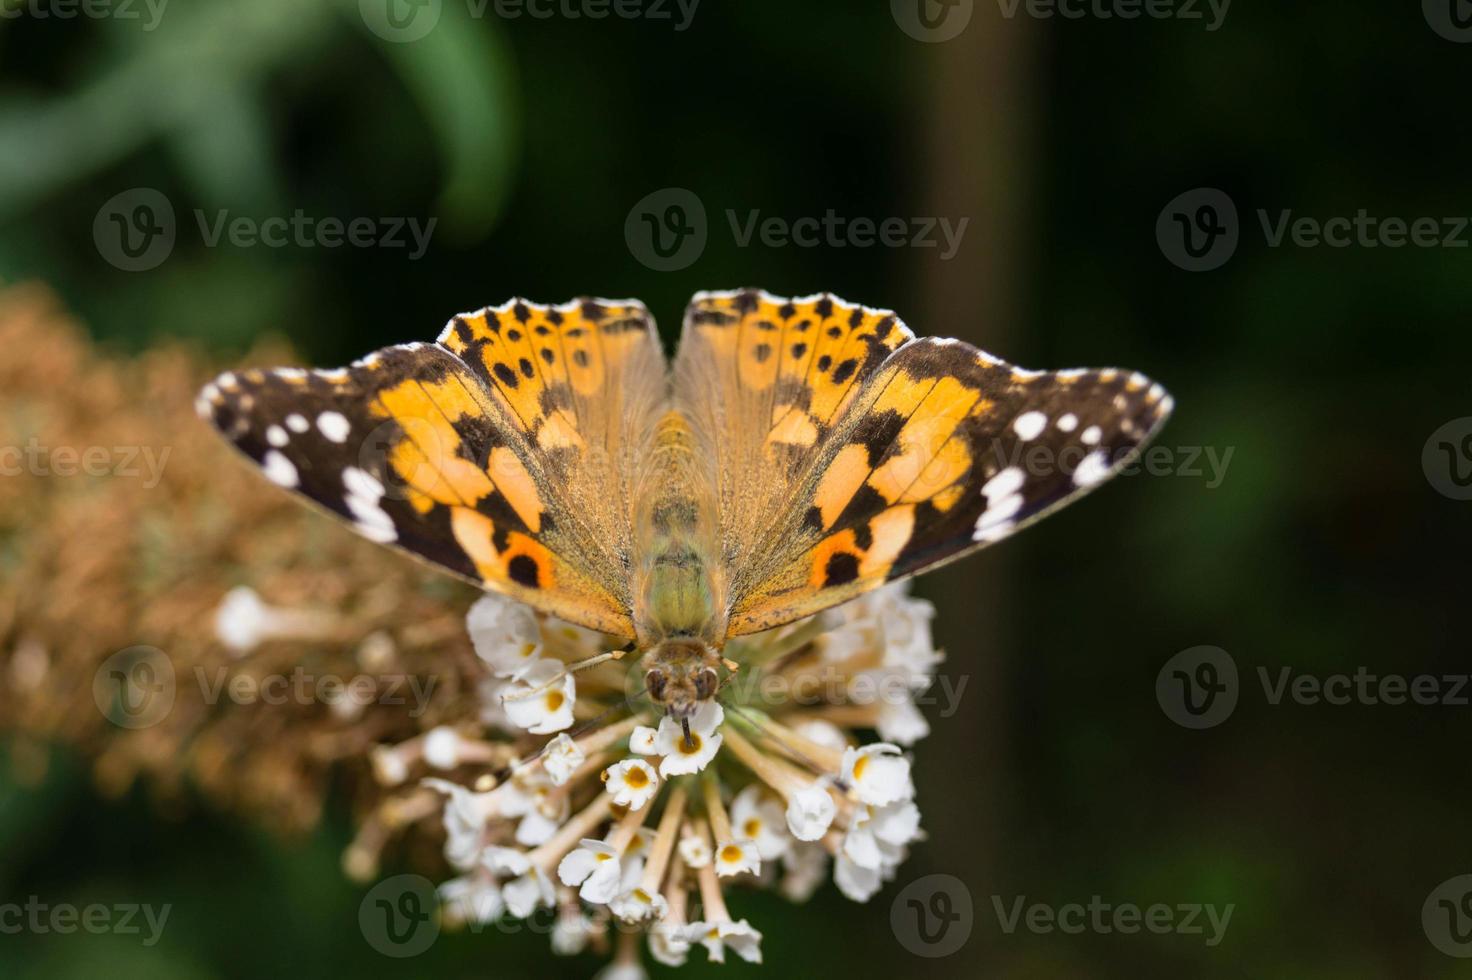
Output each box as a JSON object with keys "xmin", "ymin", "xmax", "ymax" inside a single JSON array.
[{"xmin": 359, "ymin": 582, "xmax": 946, "ymax": 976}]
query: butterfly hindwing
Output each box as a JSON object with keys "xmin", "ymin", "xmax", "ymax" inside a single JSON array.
[
  {"xmin": 198, "ymin": 298, "xmax": 667, "ymax": 638},
  {"xmin": 673, "ymin": 290, "xmax": 1173, "ymax": 636}
]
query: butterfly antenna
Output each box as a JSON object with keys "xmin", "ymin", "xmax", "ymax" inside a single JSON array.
[
  {"xmin": 680, "ymin": 716, "xmax": 693, "ymax": 751},
  {"xmin": 501, "ymin": 647, "xmax": 630, "ymax": 703}
]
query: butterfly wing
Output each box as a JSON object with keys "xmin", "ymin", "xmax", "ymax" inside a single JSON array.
[
  {"xmin": 198, "ymin": 298, "xmax": 667, "ymax": 638},
  {"xmin": 672, "ymin": 289, "xmax": 1173, "ymax": 636}
]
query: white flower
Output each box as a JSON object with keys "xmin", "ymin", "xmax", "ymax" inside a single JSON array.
[
  {"xmin": 501, "ymin": 659, "xmax": 576, "ymax": 734},
  {"xmin": 481, "ymin": 845, "xmax": 531, "ymax": 877},
  {"xmin": 792, "ymin": 718, "xmax": 849, "ymax": 753},
  {"xmin": 876, "ymin": 584, "xmax": 941, "ymax": 671},
  {"xmin": 557, "ymin": 839, "xmax": 624, "ymax": 904},
  {"xmin": 467, "ymin": 593, "xmax": 543, "ymax": 677},
  {"xmin": 678, "ymin": 831, "xmax": 711, "ymax": 869},
  {"xmin": 842, "ymin": 743, "xmax": 914, "ymax": 806},
  {"xmin": 602, "ymin": 759, "xmax": 659, "ymax": 810},
  {"xmin": 785, "ymin": 781, "xmax": 837, "ymax": 841},
  {"xmin": 649, "ymin": 701, "xmax": 724, "ymax": 776},
  {"xmin": 422, "ymin": 726, "xmax": 463, "ymax": 770},
  {"xmin": 370, "ymin": 744, "xmax": 410, "ymax": 786},
  {"xmin": 713, "ymin": 838, "xmax": 761, "ymax": 878},
  {"xmin": 492, "ymin": 772, "xmax": 567, "ymax": 847},
  {"xmin": 542, "ymin": 733, "xmax": 585, "ymax": 786},
  {"xmin": 438, "ymin": 872, "xmax": 504, "ymax": 925},
  {"xmin": 834, "ymin": 852, "xmax": 885, "ymax": 903},
  {"xmin": 686, "ymin": 919, "xmax": 763, "ymax": 964},
  {"xmin": 628, "ymin": 725, "xmax": 659, "ymax": 755},
  {"xmin": 214, "ymin": 586, "xmax": 269, "ymax": 653},
  {"xmin": 649, "ymin": 921, "xmax": 692, "ymax": 967},
  {"xmin": 730, "ymin": 785, "xmax": 791, "ymax": 860},
  {"xmin": 501, "ymin": 864, "xmax": 555, "ymax": 918},
  {"xmin": 779, "ymin": 843, "xmax": 830, "ymax": 903},
  {"xmin": 609, "ymin": 885, "xmax": 668, "ymax": 923},
  {"xmin": 551, "ymin": 905, "xmax": 596, "ymax": 956},
  {"xmin": 875, "ymin": 695, "xmax": 930, "ymax": 746},
  {"xmin": 422, "ymin": 777, "xmax": 498, "ymax": 869},
  {"xmin": 843, "ymin": 800, "xmax": 921, "ymax": 871}
]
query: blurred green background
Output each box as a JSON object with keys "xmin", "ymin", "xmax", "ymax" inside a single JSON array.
[{"xmin": 2, "ymin": 0, "xmax": 1470, "ymax": 977}]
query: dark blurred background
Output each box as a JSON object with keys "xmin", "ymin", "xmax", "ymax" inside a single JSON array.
[{"xmin": 2, "ymin": 1, "xmax": 1469, "ymax": 977}]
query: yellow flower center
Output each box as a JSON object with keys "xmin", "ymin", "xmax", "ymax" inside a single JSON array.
[
  {"xmin": 720, "ymin": 844, "xmax": 744, "ymax": 864},
  {"xmin": 743, "ymin": 819, "xmax": 762, "ymax": 837},
  {"xmin": 625, "ymin": 765, "xmax": 650, "ymax": 788},
  {"xmin": 852, "ymin": 754, "xmax": 869, "ymax": 781},
  {"xmin": 595, "ymin": 852, "xmax": 613, "ymax": 863},
  {"xmin": 545, "ymin": 690, "xmax": 565, "ymax": 712},
  {"xmin": 677, "ymin": 733, "xmax": 703, "ymax": 755}
]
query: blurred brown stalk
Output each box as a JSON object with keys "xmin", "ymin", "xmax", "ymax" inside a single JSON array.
[{"xmin": 0, "ymin": 281, "xmax": 476, "ymax": 837}]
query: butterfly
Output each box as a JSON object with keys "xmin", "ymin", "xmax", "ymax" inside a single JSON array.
[{"xmin": 198, "ymin": 289, "xmax": 1171, "ymax": 718}]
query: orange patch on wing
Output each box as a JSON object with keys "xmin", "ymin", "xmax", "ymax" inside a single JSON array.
[
  {"xmin": 488, "ymin": 446, "xmax": 543, "ymax": 532},
  {"xmin": 813, "ymin": 442, "xmax": 870, "ymax": 528},
  {"xmin": 867, "ymin": 377, "xmax": 979, "ymax": 504}
]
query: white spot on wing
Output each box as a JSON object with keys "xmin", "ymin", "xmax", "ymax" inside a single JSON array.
[
  {"xmin": 1057, "ymin": 413, "xmax": 1078, "ymax": 432},
  {"xmin": 343, "ymin": 466, "xmax": 396, "ymax": 543},
  {"xmin": 286, "ymin": 414, "xmax": 309, "ymax": 433},
  {"xmin": 266, "ymin": 425, "xmax": 289, "ymax": 447},
  {"xmin": 1072, "ymin": 450, "xmax": 1112, "ymax": 487},
  {"xmin": 1013, "ymin": 411, "xmax": 1047, "ymax": 441},
  {"xmin": 974, "ymin": 466, "xmax": 1027, "ymax": 543},
  {"xmin": 1081, "ymin": 425, "xmax": 1102, "ymax": 445},
  {"xmin": 317, "ymin": 411, "xmax": 350, "ymax": 443},
  {"xmin": 262, "ymin": 450, "xmax": 298, "ymax": 488}
]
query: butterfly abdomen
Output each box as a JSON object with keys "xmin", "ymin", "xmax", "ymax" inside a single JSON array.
[{"xmin": 632, "ymin": 410, "xmax": 727, "ymax": 647}]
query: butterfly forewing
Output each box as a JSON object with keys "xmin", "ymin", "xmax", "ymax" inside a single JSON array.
[
  {"xmin": 670, "ymin": 289, "xmax": 1173, "ymax": 635},
  {"xmin": 197, "ymin": 298, "xmax": 667, "ymax": 638}
]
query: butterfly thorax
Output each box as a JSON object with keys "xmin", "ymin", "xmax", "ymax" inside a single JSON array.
[{"xmin": 631, "ymin": 410, "xmax": 727, "ymax": 650}]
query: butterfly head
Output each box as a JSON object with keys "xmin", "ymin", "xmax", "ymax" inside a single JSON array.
[{"xmin": 640, "ymin": 637, "xmax": 723, "ymax": 720}]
